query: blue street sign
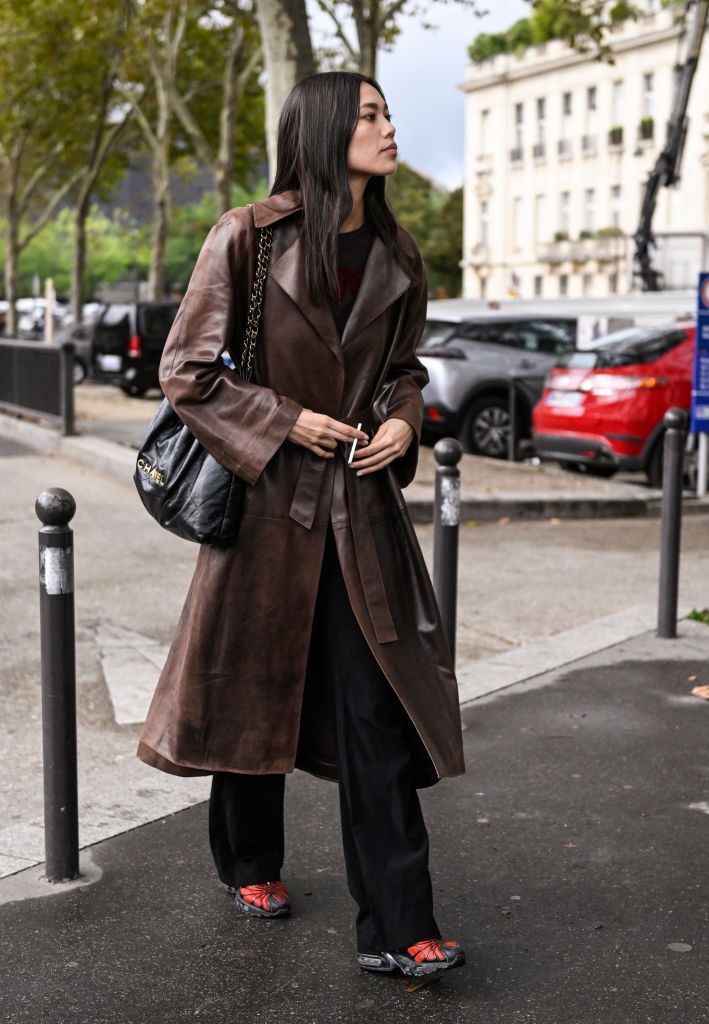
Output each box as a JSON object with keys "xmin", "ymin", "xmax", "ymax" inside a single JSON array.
[{"xmin": 690, "ymin": 272, "xmax": 709, "ymax": 433}]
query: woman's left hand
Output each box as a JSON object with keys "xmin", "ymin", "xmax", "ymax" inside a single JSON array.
[{"xmin": 349, "ymin": 417, "xmax": 414, "ymax": 476}]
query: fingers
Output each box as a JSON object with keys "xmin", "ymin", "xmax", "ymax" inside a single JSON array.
[
  {"xmin": 351, "ymin": 451, "xmax": 398, "ymax": 475},
  {"xmin": 351, "ymin": 437, "xmax": 404, "ymax": 467},
  {"xmin": 323, "ymin": 416, "xmax": 369, "ymax": 443}
]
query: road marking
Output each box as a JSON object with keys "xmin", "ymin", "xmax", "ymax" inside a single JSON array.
[{"xmin": 94, "ymin": 623, "xmax": 168, "ymax": 725}]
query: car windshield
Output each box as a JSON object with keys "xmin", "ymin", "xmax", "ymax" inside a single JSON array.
[
  {"xmin": 419, "ymin": 320, "xmax": 457, "ymax": 348},
  {"xmin": 561, "ymin": 327, "xmax": 687, "ymax": 369}
]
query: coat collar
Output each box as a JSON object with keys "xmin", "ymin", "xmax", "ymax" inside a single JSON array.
[{"xmin": 251, "ymin": 189, "xmax": 412, "ymax": 364}]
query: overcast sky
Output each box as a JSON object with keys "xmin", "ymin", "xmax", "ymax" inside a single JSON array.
[{"xmin": 309, "ymin": 0, "xmax": 529, "ymax": 190}]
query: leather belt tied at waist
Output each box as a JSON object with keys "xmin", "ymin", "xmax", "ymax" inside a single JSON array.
[{"xmin": 287, "ymin": 406, "xmax": 399, "ymax": 645}]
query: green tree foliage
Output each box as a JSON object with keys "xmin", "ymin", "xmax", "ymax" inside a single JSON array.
[
  {"xmin": 387, "ymin": 163, "xmax": 462, "ymax": 297},
  {"xmin": 468, "ymin": 0, "xmax": 642, "ymax": 64}
]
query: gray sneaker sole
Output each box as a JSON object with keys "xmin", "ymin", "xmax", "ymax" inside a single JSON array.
[{"xmin": 357, "ymin": 949, "xmax": 466, "ymax": 977}]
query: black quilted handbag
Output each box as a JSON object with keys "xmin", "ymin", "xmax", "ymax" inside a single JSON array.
[{"xmin": 133, "ymin": 216, "xmax": 273, "ymax": 545}]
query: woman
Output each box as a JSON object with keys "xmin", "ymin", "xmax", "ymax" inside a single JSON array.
[{"xmin": 137, "ymin": 70, "xmax": 466, "ymax": 980}]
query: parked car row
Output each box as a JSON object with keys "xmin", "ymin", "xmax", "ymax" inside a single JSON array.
[
  {"xmin": 4, "ymin": 288, "xmax": 695, "ymax": 488},
  {"xmin": 417, "ymin": 308, "xmax": 696, "ymax": 486}
]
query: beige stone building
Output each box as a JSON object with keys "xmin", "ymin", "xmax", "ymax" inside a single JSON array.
[{"xmin": 459, "ymin": 3, "xmax": 709, "ymax": 300}]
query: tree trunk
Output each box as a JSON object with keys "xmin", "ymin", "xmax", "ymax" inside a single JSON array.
[
  {"xmin": 71, "ymin": 185, "xmax": 91, "ymax": 324},
  {"xmin": 148, "ymin": 84, "xmax": 172, "ymax": 301},
  {"xmin": 2, "ymin": 152, "xmax": 20, "ymax": 337},
  {"xmin": 256, "ymin": 0, "xmax": 315, "ymax": 185}
]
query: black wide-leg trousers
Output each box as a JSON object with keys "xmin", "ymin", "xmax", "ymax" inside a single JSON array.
[{"xmin": 208, "ymin": 521, "xmax": 441, "ymax": 955}]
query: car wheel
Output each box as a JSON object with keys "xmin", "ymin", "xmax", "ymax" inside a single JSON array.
[
  {"xmin": 462, "ymin": 396, "xmax": 515, "ymax": 459},
  {"xmin": 120, "ymin": 383, "xmax": 147, "ymax": 398},
  {"xmin": 72, "ymin": 360, "xmax": 87, "ymax": 385}
]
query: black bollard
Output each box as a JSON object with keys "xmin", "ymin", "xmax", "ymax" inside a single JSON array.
[
  {"xmin": 657, "ymin": 408, "xmax": 688, "ymax": 639},
  {"xmin": 433, "ymin": 438, "xmax": 463, "ymax": 664},
  {"xmin": 36, "ymin": 487, "xmax": 80, "ymax": 882}
]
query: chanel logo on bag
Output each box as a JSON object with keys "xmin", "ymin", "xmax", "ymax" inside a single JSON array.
[{"xmin": 137, "ymin": 458, "xmax": 166, "ymax": 485}]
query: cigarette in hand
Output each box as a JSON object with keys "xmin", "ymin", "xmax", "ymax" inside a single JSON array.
[{"xmin": 347, "ymin": 422, "xmax": 363, "ymax": 465}]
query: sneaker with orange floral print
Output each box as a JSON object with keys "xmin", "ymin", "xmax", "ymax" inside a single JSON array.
[
  {"xmin": 234, "ymin": 880, "xmax": 291, "ymax": 918},
  {"xmin": 357, "ymin": 938, "xmax": 465, "ymax": 977}
]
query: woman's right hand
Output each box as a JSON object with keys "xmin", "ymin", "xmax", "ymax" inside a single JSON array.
[{"xmin": 287, "ymin": 409, "xmax": 369, "ymax": 459}]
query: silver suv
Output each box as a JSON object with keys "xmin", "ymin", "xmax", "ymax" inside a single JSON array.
[{"xmin": 418, "ymin": 313, "xmax": 577, "ymax": 458}]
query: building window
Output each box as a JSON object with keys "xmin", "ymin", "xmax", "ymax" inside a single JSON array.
[
  {"xmin": 642, "ymin": 72, "xmax": 654, "ymax": 118},
  {"xmin": 534, "ymin": 194, "xmax": 546, "ymax": 243},
  {"xmin": 536, "ymin": 97, "xmax": 546, "ymax": 145},
  {"xmin": 480, "ymin": 199, "xmax": 489, "ymax": 246},
  {"xmin": 514, "ymin": 102, "xmax": 523, "ymax": 149},
  {"xmin": 559, "ymin": 273, "xmax": 569, "ymax": 296},
  {"xmin": 534, "ymin": 274, "xmax": 543, "ymax": 297},
  {"xmin": 562, "ymin": 91, "xmax": 572, "ymax": 117},
  {"xmin": 513, "ymin": 196, "xmax": 523, "ymax": 248},
  {"xmin": 610, "ymin": 184, "xmax": 622, "ymax": 229},
  {"xmin": 583, "ymin": 188, "xmax": 595, "ymax": 232},
  {"xmin": 582, "ymin": 272, "xmax": 594, "ymax": 296},
  {"xmin": 559, "ymin": 191, "xmax": 570, "ymax": 236},
  {"xmin": 587, "ymin": 86, "xmax": 597, "ymax": 111},
  {"xmin": 480, "ymin": 109, "xmax": 490, "ymax": 155},
  {"xmin": 611, "ymin": 80, "xmax": 623, "ymax": 126},
  {"xmin": 609, "ymin": 271, "xmax": 619, "ymax": 293}
]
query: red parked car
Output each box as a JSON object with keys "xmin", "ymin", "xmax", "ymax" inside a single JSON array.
[{"xmin": 532, "ymin": 323, "xmax": 694, "ymax": 486}]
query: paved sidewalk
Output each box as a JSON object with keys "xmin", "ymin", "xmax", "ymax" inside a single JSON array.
[
  {"xmin": 3, "ymin": 392, "xmax": 700, "ymax": 521},
  {"xmin": 3, "ymin": 431, "xmax": 709, "ymax": 882},
  {"xmin": 2, "ymin": 623, "xmax": 708, "ymax": 1023}
]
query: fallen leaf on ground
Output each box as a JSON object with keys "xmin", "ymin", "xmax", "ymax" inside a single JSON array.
[
  {"xmin": 499, "ymin": 906, "xmax": 512, "ymax": 917},
  {"xmin": 688, "ymin": 675, "xmax": 698, "ymax": 682},
  {"xmin": 564, "ymin": 842, "xmax": 577, "ymax": 848},
  {"xmin": 691, "ymin": 685, "xmax": 709, "ymax": 700}
]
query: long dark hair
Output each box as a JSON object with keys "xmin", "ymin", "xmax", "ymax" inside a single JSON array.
[{"xmin": 269, "ymin": 70, "xmax": 409, "ymax": 305}]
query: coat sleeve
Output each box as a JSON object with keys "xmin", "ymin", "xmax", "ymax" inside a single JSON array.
[
  {"xmin": 158, "ymin": 211, "xmax": 304, "ymax": 487},
  {"xmin": 380, "ymin": 247, "xmax": 430, "ymax": 490}
]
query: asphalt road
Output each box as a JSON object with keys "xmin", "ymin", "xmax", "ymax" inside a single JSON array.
[{"xmin": 2, "ymin": 630, "xmax": 708, "ymax": 1023}]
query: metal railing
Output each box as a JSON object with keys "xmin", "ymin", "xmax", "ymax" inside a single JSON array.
[{"xmin": 0, "ymin": 338, "xmax": 75, "ymax": 434}]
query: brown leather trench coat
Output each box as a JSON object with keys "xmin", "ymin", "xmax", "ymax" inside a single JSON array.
[{"xmin": 136, "ymin": 188, "xmax": 466, "ymax": 788}]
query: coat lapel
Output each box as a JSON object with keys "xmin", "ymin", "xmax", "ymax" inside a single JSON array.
[
  {"xmin": 253, "ymin": 190, "xmax": 412, "ymax": 362},
  {"xmin": 340, "ymin": 233, "xmax": 410, "ymax": 348}
]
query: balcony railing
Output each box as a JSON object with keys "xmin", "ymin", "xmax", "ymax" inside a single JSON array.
[
  {"xmin": 532, "ymin": 142, "xmax": 546, "ymax": 161},
  {"xmin": 557, "ymin": 138, "xmax": 572, "ymax": 159},
  {"xmin": 582, "ymin": 134, "xmax": 598, "ymax": 156},
  {"xmin": 509, "ymin": 146, "xmax": 523, "ymax": 164},
  {"xmin": 539, "ymin": 234, "xmax": 626, "ymax": 265}
]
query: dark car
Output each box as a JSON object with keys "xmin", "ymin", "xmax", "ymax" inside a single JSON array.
[
  {"xmin": 91, "ymin": 301, "xmax": 180, "ymax": 396},
  {"xmin": 418, "ymin": 314, "xmax": 578, "ymax": 457}
]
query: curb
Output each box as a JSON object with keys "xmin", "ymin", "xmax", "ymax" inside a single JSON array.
[{"xmin": 3, "ymin": 411, "xmax": 703, "ymax": 521}]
